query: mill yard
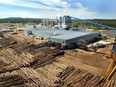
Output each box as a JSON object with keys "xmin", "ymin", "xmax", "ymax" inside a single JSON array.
[
  {"xmin": 0, "ymin": 15, "xmax": 116, "ymax": 87},
  {"xmin": 0, "ymin": 26, "xmax": 116, "ymax": 87}
]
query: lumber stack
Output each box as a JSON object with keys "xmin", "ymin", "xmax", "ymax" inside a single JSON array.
[{"xmin": 56, "ymin": 66, "xmax": 116, "ymax": 87}]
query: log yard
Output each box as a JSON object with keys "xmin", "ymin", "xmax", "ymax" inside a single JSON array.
[
  {"xmin": 0, "ymin": 15, "xmax": 116, "ymax": 87},
  {"xmin": 0, "ymin": 0, "xmax": 116, "ymax": 86}
]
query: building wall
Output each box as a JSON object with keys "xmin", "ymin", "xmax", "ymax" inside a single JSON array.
[
  {"xmin": 25, "ymin": 23, "xmax": 36, "ymax": 29},
  {"xmin": 63, "ymin": 15, "xmax": 72, "ymax": 26},
  {"xmin": 49, "ymin": 37, "xmax": 66, "ymax": 45},
  {"xmin": 57, "ymin": 15, "xmax": 72, "ymax": 29},
  {"xmin": 50, "ymin": 32, "xmax": 100, "ymax": 47},
  {"xmin": 42, "ymin": 19, "xmax": 57, "ymax": 28},
  {"xmin": 66, "ymin": 33, "xmax": 99, "ymax": 46}
]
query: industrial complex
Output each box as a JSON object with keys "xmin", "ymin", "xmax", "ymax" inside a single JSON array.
[
  {"xmin": 0, "ymin": 15, "xmax": 116, "ymax": 87},
  {"xmin": 24, "ymin": 15, "xmax": 72, "ymax": 29}
]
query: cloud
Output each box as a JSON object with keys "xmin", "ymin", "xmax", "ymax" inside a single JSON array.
[
  {"xmin": 76, "ymin": 2, "xmax": 83, "ymax": 8},
  {"xmin": 0, "ymin": 0, "xmax": 111, "ymax": 19},
  {"xmin": 0, "ymin": 0, "xmax": 60, "ymax": 10}
]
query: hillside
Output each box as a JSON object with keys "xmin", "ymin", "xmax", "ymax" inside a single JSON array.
[{"xmin": 0, "ymin": 17, "xmax": 42, "ymax": 24}]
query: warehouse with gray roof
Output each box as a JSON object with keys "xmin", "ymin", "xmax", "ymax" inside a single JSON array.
[{"xmin": 24, "ymin": 29, "xmax": 100, "ymax": 48}]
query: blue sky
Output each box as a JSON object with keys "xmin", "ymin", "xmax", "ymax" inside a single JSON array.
[{"xmin": 0, "ymin": 0, "xmax": 116, "ymax": 19}]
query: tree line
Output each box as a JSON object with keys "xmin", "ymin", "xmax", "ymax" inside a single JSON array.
[
  {"xmin": 72, "ymin": 19, "xmax": 116, "ymax": 29},
  {"xmin": 0, "ymin": 17, "xmax": 42, "ymax": 24}
]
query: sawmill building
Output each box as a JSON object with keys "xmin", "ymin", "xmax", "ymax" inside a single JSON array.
[{"xmin": 24, "ymin": 29, "xmax": 100, "ymax": 48}]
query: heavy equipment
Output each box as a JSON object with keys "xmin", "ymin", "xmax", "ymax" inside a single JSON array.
[
  {"xmin": 104, "ymin": 42, "xmax": 116, "ymax": 80},
  {"xmin": 70, "ymin": 16, "xmax": 116, "ymax": 80}
]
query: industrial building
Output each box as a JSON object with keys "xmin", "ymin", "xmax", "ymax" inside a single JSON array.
[
  {"xmin": 41, "ymin": 15, "xmax": 72, "ymax": 29},
  {"xmin": 41, "ymin": 19, "xmax": 57, "ymax": 28},
  {"xmin": 25, "ymin": 23, "xmax": 36, "ymax": 29},
  {"xmin": 24, "ymin": 29, "xmax": 100, "ymax": 48},
  {"xmin": 56, "ymin": 15, "xmax": 72, "ymax": 29}
]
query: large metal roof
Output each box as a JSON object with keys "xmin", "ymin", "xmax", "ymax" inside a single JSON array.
[{"xmin": 24, "ymin": 28, "xmax": 99, "ymax": 40}]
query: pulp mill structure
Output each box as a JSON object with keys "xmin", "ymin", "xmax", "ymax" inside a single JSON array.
[{"xmin": 24, "ymin": 15, "xmax": 101, "ymax": 48}]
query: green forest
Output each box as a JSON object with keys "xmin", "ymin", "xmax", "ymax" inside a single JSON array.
[
  {"xmin": 0, "ymin": 17, "xmax": 116, "ymax": 29},
  {"xmin": 0, "ymin": 17, "xmax": 42, "ymax": 24},
  {"xmin": 72, "ymin": 19, "xmax": 116, "ymax": 30}
]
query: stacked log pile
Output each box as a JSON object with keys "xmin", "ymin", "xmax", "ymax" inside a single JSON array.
[
  {"xmin": 0, "ymin": 75, "xmax": 26, "ymax": 87},
  {"xmin": 0, "ymin": 67, "xmax": 40, "ymax": 87},
  {"xmin": 0, "ymin": 42, "xmax": 60, "ymax": 72},
  {"xmin": 35, "ymin": 62, "xmax": 67, "ymax": 86},
  {"xmin": 56, "ymin": 66, "xmax": 116, "ymax": 87},
  {"xmin": 0, "ymin": 37, "xmax": 16, "ymax": 48},
  {"xmin": 0, "ymin": 48, "xmax": 33, "ymax": 73},
  {"xmin": 0, "ymin": 32, "xmax": 3, "ymax": 37},
  {"xmin": 0, "ymin": 65, "xmax": 115, "ymax": 87},
  {"xmin": 0, "ymin": 66, "xmax": 64, "ymax": 87},
  {"xmin": 0, "ymin": 37, "xmax": 116, "ymax": 87}
]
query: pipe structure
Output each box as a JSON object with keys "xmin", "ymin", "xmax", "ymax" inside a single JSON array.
[{"xmin": 70, "ymin": 16, "xmax": 116, "ymax": 30}]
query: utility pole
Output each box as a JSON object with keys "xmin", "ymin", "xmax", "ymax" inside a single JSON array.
[
  {"xmin": 91, "ymin": 24, "xmax": 93, "ymax": 29},
  {"xmin": 80, "ymin": 21, "xmax": 83, "ymax": 29}
]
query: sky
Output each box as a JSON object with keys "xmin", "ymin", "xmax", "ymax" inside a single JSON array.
[{"xmin": 0, "ymin": 0, "xmax": 116, "ymax": 19}]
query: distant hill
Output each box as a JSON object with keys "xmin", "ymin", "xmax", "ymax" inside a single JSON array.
[
  {"xmin": 0, "ymin": 17, "xmax": 42, "ymax": 24},
  {"xmin": 0, "ymin": 17, "xmax": 116, "ymax": 28}
]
